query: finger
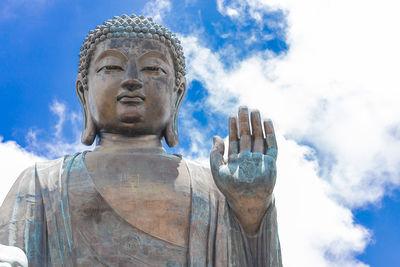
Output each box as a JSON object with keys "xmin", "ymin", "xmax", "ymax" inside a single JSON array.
[
  {"xmin": 238, "ymin": 106, "xmax": 251, "ymax": 152},
  {"xmin": 251, "ymin": 110, "xmax": 264, "ymax": 153},
  {"xmin": 264, "ymin": 119, "xmax": 278, "ymax": 159},
  {"xmin": 210, "ymin": 136, "xmax": 225, "ymax": 170},
  {"xmin": 228, "ymin": 115, "xmax": 239, "ymax": 158}
]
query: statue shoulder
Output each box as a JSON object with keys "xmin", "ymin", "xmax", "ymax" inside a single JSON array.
[
  {"xmin": 0, "ymin": 155, "xmax": 77, "ymax": 224},
  {"xmin": 184, "ymin": 158, "xmax": 212, "ymax": 180},
  {"xmin": 183, "ymin": 158, "xmax": 224, "ymax": 197},
  {"xmin": 184, "ymin": 158, "xmax": 210, "ymax": 170},
  {"xmin": 3, "ymin": 155, "xmax": 75, "ymax": 203},
  {"xmin": 35, "ymin": 156, "xmax": 65, "ymax": 172},
  {"xmin": 15, "ymin": 156, "xmax": 67, "ymax": 179},
  {"xmin": 34, "ymin": 156, "xmax": 69, "ymax": 189}
]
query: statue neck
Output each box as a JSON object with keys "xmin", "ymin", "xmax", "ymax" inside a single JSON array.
[{"xmin": 94, "ymin": 132, "xmax": 165, "ymax": 153}]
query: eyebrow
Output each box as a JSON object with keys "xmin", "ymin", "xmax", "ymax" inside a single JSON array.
[
  {"xmin": 138, "ymin": 51, "xmax": 172, "ymax": 66},
  {"xmin": 94, "ymin": 49, "xmax": 128, "ymax": 64}
]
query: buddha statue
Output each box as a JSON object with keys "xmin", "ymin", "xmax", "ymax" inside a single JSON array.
[{"xmin": 0, "ymin": 14, "xmax": 282, "ymax": 267}]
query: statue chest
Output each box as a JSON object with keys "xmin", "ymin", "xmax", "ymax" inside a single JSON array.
[{"xmin": 84, "ymin": 152, "xmax": 191, "ymax": 247}]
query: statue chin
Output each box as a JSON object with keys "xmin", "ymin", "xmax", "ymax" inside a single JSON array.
[{"xmin": 118, "ymin": 113, "xmax": 143, "ymax": 124}]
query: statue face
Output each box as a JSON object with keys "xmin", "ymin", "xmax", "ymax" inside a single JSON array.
[{"xmin": 86, "ymin": 38, "xmax": 177, "ymax": 137}]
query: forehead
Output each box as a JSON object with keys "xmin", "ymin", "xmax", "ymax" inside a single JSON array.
[{"xmin": 92, "ymin": 38, "xmax": 173, "ymax": 64}]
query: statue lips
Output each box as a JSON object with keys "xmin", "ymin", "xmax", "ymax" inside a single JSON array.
[
  {"xmin": 116, "ymin": 92, "xmax": 146, "ymax": 123},
  {"xmin": 117, "ymin": 92, "xmax": 146, "ymax": 105}
]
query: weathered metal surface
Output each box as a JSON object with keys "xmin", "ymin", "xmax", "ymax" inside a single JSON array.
[
  {"xmin": 0, "ymin": 154, "xmax": 282, "ymax": 266},
  {"xmin": 0, "ymin": 14, "xmax": 282, "ymax": 267}
]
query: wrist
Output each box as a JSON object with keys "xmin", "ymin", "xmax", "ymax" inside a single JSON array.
[{"xmin": 227, "ymin": 194, "xmax": 273, "ymax": 235}]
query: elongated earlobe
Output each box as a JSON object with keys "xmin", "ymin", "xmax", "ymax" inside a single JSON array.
[
  {"xmin": 81, "ymin": 109, "xmax": 96, "ymax": 145},
  {"xmin": 164, "ymin": 79, "xmax": 186, "ymax": 147},
  {"xmin": 76, "ymin": 74, "xmax": 97, "ymax": 145},
  {"xmin": 165, "ymin": 118, "xmax": 179, "ymax": 147}
]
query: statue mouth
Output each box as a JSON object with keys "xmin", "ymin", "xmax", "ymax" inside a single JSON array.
[{"xmin": 117, "ymin": 93, "xmax": 145, "ymax": 105}]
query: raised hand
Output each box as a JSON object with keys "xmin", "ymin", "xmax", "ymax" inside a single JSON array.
[{"xmin": 210, "ymin": 106, "xmax": 277, "ymax": 234}]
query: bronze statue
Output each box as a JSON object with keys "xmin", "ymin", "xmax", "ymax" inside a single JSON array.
[{"xmin": 0, "ymin": 14, "xmax": 282, "ymax": 266}]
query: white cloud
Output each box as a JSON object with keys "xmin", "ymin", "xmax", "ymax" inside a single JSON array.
[
  {"xmin": 1, "ymin": 0, "xmax": 399, "ymax": 265},
  {"xmin": 182, "ymin": 35, "xmax": 371, "ymax": 266},
  {"xmin": 180, "ymin": 0, "xmax": 400, "ymax": 265},
  {"xmin": 0, "ymin": 100, "xmax": 91, "ymax": 206},
  {"xmin": 142, "ymin": 0, "xmax": 172, "ymax": 23},
  {"xmin": 275, "ymin": 137, "xmax": 370, "ymax": 267},
  {"xmin": 212, "ymin": 0, "xmax": 400, "ymax": 207},
  {"xmin": 217, "ymin": 0, "xmax": 284, "ymax": 26},
  {"xmin": 217, "ymin": 0, "xmax": 240, "ymax": 18},
  {"xmin": 177, "ymin": 107, "xmax": 211, "ymax": 163},
  {"xmin": 50, "ymin": 100, "xmax": 66, "ymax": 138},
  {"xmin": 26, "ymin": 100, "xmax": 92, "ymax": 159},
  {"xmin": 0, "ymin": 137, "xmax": 45, "ymax": 206}
]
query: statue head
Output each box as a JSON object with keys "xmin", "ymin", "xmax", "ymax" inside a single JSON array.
[{"xmin": 75, "ymin": 14, "xmax": 186, "ymax": 147}]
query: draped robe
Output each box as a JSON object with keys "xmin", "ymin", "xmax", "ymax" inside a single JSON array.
[{"xmin": 0, "ymin": 152, "xmax": 282, "ymax": 266}]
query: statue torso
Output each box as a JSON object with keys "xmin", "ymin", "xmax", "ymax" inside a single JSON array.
[{"xmin": 84, "ymin": 150, "xmax": 191, "ymax": 248}]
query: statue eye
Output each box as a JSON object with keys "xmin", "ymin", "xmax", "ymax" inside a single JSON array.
[
  {"xmin": 141, "ymin": 66, "xmax": 167, "ymax": 74},
  {"xmin": 97, "ymin": 65, "xmax": 124, "ymax": 73}
]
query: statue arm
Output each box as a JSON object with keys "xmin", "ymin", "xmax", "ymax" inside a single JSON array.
[
  {"xmin": 0, "ymin": 165, "xmax": 46, "ymax": 266},
  {"xmin": 227, "ymin": 196, "xmax": 282, "ymax": 266},
  {"xmin": 210, "ymin": 107, "xmax": 277, "ymax": 235}
]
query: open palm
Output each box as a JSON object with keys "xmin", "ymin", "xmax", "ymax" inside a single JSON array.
[{"xmin": 210, "ymin": 107, "xmax": 278, "ymax": 234}]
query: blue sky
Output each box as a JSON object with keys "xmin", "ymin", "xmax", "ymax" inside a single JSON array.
[{"xmin": 1, "ymin": 0, "xmax": 400, "ymax": 266}]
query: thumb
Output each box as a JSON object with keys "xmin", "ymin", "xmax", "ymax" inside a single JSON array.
[{"xmin": 210, "ymin": 136, "xmax": 225, "ymax": 170}]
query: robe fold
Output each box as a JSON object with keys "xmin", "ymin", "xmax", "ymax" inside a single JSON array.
[{"xmin": 0, "ymin": 152, "xmax": 282, "ymax": 266}]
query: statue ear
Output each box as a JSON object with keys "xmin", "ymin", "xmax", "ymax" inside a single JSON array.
[
  {"xmin": 165, "ymin": 78, "xmax": 187, "ymax": 147},
  {"xmin": 76, "ymin": 74, "xmax": 97, "ymax": 145}
]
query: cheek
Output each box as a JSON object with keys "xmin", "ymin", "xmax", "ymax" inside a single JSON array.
[
  {"xmin": 144, "ymin": 77, "xmax": 174, "ymax": 118},
  {"xmin": 88, "ymin": 75, "xmax": 121, "ymax": 119},
  {"xmin": 90, "ymin": 73, "xmax": 121, "ymax": 92},
  {"xmin": 148, "ymin": 77, "xmax": 174, "ymax": 104}
]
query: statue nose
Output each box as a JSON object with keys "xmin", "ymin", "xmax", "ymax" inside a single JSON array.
[
  {"xmin": 121, "ymin": 62, "xmax": 143, "ymax": 90},
  {"xmin": 120, "ymin": 78, "xmax": 143, "ymax": 91}
]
